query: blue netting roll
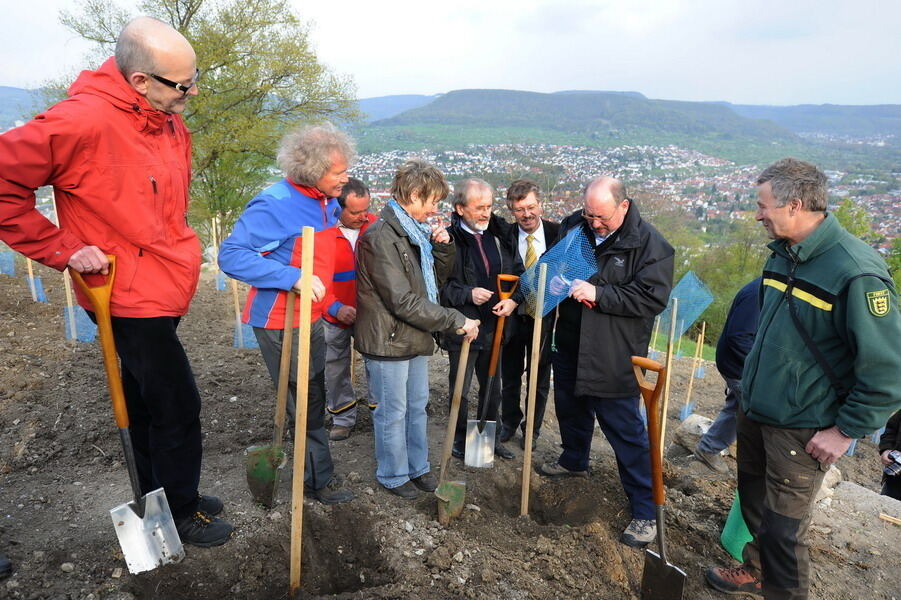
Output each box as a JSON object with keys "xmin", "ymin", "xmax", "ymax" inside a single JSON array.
[
  {"xmin": 27, "ymin": 276, "xmax": 49, "ymax": 302},
  {"xmin": 658, "ymin": 271, "xmax": 714, "ymax": 340},
  {"xmin": 0, "ymin": 251, "xmax": 16, "ymax": 276},
  {"xmin": 63, "ymin": 306, "xmax": 97, "ymax": 342},
  {"xmin": 520, "ymin": 226, "xmax": 598, "ymax": 317},
  {"xmin": 233, "ymin": 322, "xmax": 259, "ymax": 349}
]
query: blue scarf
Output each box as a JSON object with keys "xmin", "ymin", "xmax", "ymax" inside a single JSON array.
[{"xmin": 388, "ymin": 198, "xmax": 438, "ymax": 303}]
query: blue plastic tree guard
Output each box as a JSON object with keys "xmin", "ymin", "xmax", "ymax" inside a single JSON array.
[
  {"xmin": 63, "ymin": 306, "xmax": 97, "ymax": 343},
  {"xmin": 233, "ymin": 322, "xmax": 259, "ymax": 349},
  {"xmin": 0, "ymin": 251, "xmax": 16, "ymax": 276},
  {"xmin": 657, "ymin": 271, "xmax": 714, "ymax": 340},
  {"xmin": 26, "ymin": 276, "xmax": 49, "ymax": 303}
]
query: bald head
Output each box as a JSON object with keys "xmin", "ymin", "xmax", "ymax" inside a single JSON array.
[
  {"xmin": 116, "ymin": 17, "xmax": 195, "ymax": 78},
  {"xmin": 582, "ymin": 177, "xmax": 630, "ymax": 237},
  {"xmin": 116, "ymin": 17, "xmax": 198, "ymax": 113}
]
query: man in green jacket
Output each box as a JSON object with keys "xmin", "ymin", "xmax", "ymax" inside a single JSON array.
[{"xmin": 705, "ymin": 158, "xmax": 901, "ymax": 600}]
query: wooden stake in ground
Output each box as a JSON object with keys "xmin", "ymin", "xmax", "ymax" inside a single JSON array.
[
  {"xmin": 675, "ymin": 319, "xmax": 684, "ymax": 356},
  {"xmin": 51, "ymin": 191, "xmax": 78, "ymax": 340},
  {"xmin": 230, "ymin": 278, "xmax": 243, "ymax": 347},
  {"xmin": 660, "ymin": 298, "xmax": 679, "ymax": 460},
  {"xmin": 681, "ymin": 321, "xmax": 706, "ymax": 416},
  {"xmin": 290, "ymin": 226, "xmax": 315, "ymax": 597},
  {"xmin": 650, "ymin": 316, "xmax": 661, "ymax": 353},
  {"xmin": 25, "ymin": 258, "xmax": 37, "ymax": 301},
  {"xmin": 521, "ymin": 263, "xmax": 547, "ymax": 516}
]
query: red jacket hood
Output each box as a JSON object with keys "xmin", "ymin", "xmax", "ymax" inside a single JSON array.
[{"xmin": 68, "ymin": 57, "xmax": 174, "ymax": 134}]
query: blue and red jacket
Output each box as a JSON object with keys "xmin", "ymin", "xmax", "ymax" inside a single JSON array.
[
  {"xmin": 324, "ymin": 212, "xmax": 377, "ymax": 329},
  {"xmin": 218, "ymin": 179, "xmax": 339, "ymax": 328}
]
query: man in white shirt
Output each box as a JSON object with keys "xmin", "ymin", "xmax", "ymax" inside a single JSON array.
[{"xmin": 499, "ymin": 180, "xmax": 559, "ymax": 449}]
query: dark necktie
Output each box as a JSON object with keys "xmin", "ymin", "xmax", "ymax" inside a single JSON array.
[{"xmin": 474, "ymin": 232, "xmax": 490, "ymax": 274}]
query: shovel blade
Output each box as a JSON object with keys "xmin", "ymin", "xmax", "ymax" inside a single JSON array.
[
  {"xmin": 640, "ymin": 549, "xmax": 687, "ymax": 600},
  {"xmin": 245, "ymin": 444, "xmax": 288, "ymax": 508},
  {"xmin": 110, "ymin": 487, "xmax": 184, "ymax": 575},
  {"xmin": 435, "ymin": 480, "xmax": 466, "ymax": 525},
  {"xmin": 464, "ymin": 419, "xmax": 496, "ymax": 468}
]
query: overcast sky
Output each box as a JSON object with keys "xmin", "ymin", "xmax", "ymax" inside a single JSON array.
[{"xmin": 2, "ymin": 0, "xmax": 899, "ymax": 105}]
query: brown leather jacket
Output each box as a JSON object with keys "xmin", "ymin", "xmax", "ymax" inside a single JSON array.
[{"xmin": 355, "ymin": 204, "xmax": 465, "ymax": 358}]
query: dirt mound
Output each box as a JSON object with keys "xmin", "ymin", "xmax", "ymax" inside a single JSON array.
[{"xmin": 1, "ymin": 263, "xmax": 898, "ymax": 599}]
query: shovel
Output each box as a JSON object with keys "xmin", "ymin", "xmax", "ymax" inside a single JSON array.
[
  {"xmin": 436, "ymin": 338, "xmax": 471, "ymax": 524},
  {"xmin": 71, "ymin": 257, "xmax": 185, "ymax": 575},
  {"xmin": 631, "ymin": 355, "xmax": 686, "ymax": 600},
  {"xmin": 245, "ymin": 290, "xmax": 296, "ymax": 507},
  {"xmin": 465, "ymin": 274, "xmax": 519, "ymax": 468}
]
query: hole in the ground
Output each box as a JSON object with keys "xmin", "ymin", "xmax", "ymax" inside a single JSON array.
[{"xmin": 301, "ymin": 503, "xmax": 394, "ymax": 595}]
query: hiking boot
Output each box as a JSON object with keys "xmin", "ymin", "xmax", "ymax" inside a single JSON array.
[
  {"xmin": 695, "ymin": 444, "xmax": 729, "ymax": 474},
  {"xmin": 176, "ymin": 511, "xmax": 234, "ymax": 548},
  {"xmin": 498, "ymin": 424, "xmax": 516, "ymax": 443},
  {"xmin": 329, "ymin": 425, "xmax": 352, "ymax": 441},
  {"xmin": 538, "ymin": 461, "xmax": 589, "ymax": 478},
  {"xmin": 494, "ymin": 442, "xmax": 515, "ymax": 460},
  {"xmin": 305, "ymin": 484, "xmax": 354, "ymax": 505},
  {"xmin": 197, "ymin": 494, "xmax": 223, "ymax": 516},
  {"xmin": 704, "ymin": 565, "xmax": 763, "ymax": 597},
  {"xmin": 411, "ymin": 472, "xmax": 438, "ymax": 492},
  {"xmin": 0, "ymin": 555, "xmax": 12, "ymax": 579},
  {"xmin": 620, "ymin": 518, "xmax": 656, "ymax": 548},
  {"xmin": 385, "ymin": 481, "xmax": 420, "ymax": 499}
]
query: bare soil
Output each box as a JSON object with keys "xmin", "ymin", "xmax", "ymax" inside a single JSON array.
[{"xmin": 1, "ymin": 262, "xmax": 898, "ymax": 599}]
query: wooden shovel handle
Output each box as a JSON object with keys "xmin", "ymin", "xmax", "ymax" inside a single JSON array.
[
  {"xmin": 631, "ymin": 355, "xmax": 666, "ymax": 507},
  {"xmin": 70, "ymin": 257, "xmax": 127, "ymax": 429},
  {"xmin": 486, "ymin": 274, "xmax": 519, "ymax": 376}
]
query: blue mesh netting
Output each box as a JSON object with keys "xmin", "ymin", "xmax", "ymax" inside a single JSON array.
[
  {"xmin": 658, "ymin": 271, "xmax": 714, "ymax": 340},
  {"xmin": 520, "ymin": 226, "xmax": 598, "ymax": 317},
  {"xmin": 63, "ymin": 306, "xmax": 97, "ymax": 343},
  {"xmin": 233, "ymin": 322, "xmax": 259, "ymax": 349},
  {"xmin": 0, "ymin": 251, "xmax": 16, "ymax": 276},
  {"xmin": 26, "ymin": 276, "xmax": 49, "ymax": 302},
  {"xmin": 216, "ymin": 271, "xmax": 227, "ymax": 291}
]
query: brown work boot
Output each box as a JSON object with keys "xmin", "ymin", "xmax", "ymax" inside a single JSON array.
[
  {"xmin": 694, "ymin": 444, "xmax": 729, "ymax": 474},
  {"xmin": 329, "ymin": 425, "xmax": 352, "ymax": 441},
  {"xmin": 704, "ymin": 565, "xmax": 763, "ymax": 597}
]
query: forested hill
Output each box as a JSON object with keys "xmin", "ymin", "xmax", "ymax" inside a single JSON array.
[
  {"xmin": 374, "ymin": 89, "xmax": 797, "ymax": 142},
  {"xmin": 728, "ymin": 103, "xmax": 901, "ymax": 140}
]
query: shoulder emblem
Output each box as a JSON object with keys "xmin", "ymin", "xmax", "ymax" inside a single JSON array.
[{"xmin": 866, "ymin": 289, "xmax": 890, "ymax": 317}]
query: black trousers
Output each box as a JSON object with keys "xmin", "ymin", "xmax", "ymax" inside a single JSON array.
[
  {"xmin": 449, "ymin": 330, "xmax": 502, "ymax": 443},
  {"xmin": 500, "ymin": 314, "xmax": 552, "ymax": 436},
  {"xmin": 102, "ymin": 315, "xmax": 202, "ymax": 520}
]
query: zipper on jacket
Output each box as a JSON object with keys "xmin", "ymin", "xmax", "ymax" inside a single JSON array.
[{"xmin": 150, "ymin": 176, "xmax": 158, "ymax": 194}]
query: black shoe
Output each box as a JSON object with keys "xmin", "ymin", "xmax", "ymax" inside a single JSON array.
[
  {"xmin": 498, "ymin": 425, "xmax": 516, "ymax": 443},
  {"xmin": 519, "ymin": 435, "xmax": 538, "ymax": 451},
  {"xmin": 494, "ymin": 442, "xmax": 515, "ymax": 460},
  {"xmin": 0, "ymin": 555, "xmax": 12, "ymax": 579},
  {"xmin": 411, "ymin": 472, "xmax": 438, "ymax": 492},
  {"xmin": 176, "ymin": 511, "xmax": 234, "ymax": 548},
  {"xmin": 385, "ymin": 481, "xmax": 420, "ymax": 499},
  {"xmin": 305, "ymin": 485, "xmax": 355, "ymax": 505},
  {"xmin": 197, "ymin": 494, "xmax": 223, "ymax": 516},
  {"xmin": 451, "ymin": 439, "xmax": 465, "ymax": 460}
]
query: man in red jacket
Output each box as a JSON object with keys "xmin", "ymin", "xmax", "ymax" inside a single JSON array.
[
  {"xmin": 0, "ymin": 17, "xmax": 232, "ymax": 547},
  {"xmin": 324, "ymin": 177, "xmax": 377, "ymax": 441}
]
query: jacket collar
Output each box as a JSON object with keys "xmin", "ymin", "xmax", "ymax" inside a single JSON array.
[
  {"xmin": 68, "ymin": 57, "xmax": 174, "ymax": 134},
  {"xmin": 561, "ymin": 199, "xmax": 644, "ymax": 251},
  {"xmin": 768, "ymin": 212, "xmax": 839, "ymax": 263}
]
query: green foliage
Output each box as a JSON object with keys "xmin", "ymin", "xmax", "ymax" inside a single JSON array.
[
  {"xmin": 888, "ymin": 238, "xmax": 901, "ymax": 290},
  {"xmin": 832, "ymin": 198, "xmax": 875, "ymax": 242},
  {"xmin": 60, "ymin": 0, "xmax": 358, "ymax": 242}
]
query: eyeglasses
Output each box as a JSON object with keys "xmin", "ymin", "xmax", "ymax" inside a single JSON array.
[
  {"xmin": 511, "ymin": 204, "xmax": 540, "ymax": 215},
  {"xmin": 149, "ymin": 69, "xmax": 201, "ymax": 96},
  {"xmin": 581, "ymin": 199, "xmax": 629, "ymax": 223}
]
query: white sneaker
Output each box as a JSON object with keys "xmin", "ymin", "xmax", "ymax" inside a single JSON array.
[{"xmin": 620, "ymin": 518, "xmax": 656, "ymax": 548}]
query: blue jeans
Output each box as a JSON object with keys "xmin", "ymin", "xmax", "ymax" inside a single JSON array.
[
  {"xmin": 367, "ymin": 356, "xmax": 431, "ymax": 489},
  {"xmin": 697, "ymin": 377, "xmax": 741, "ymax": 454}
]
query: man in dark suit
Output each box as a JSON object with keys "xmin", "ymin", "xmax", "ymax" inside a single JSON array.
[
  {"xmin": 440, "ymin": 178, "xmax": 523, "ymax": 460},
  {"xmin": 499, "ymin": 179, "xmax": 559, "ymax": 449}
]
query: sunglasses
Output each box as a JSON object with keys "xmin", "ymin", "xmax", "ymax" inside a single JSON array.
[{"xmin": 149, "ymin": 69, "xmax": 201, "ymax": 96}]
